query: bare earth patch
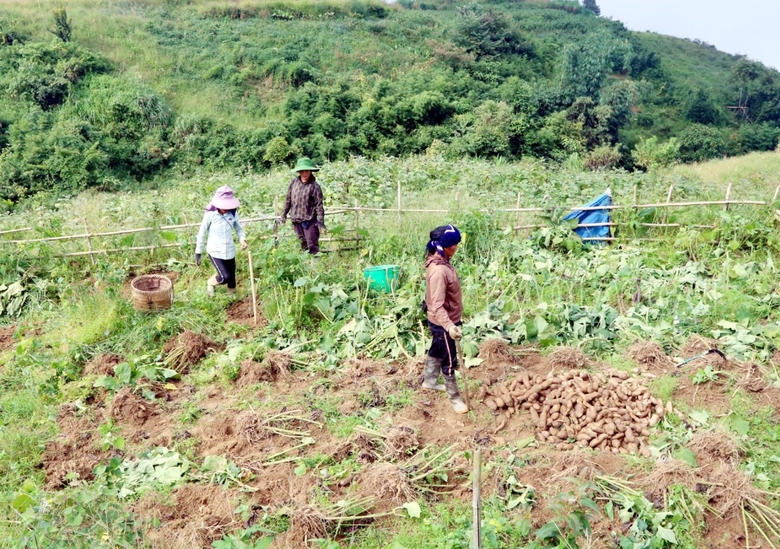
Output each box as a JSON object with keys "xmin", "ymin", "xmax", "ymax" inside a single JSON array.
[
  {"xmin": 134, "ymin": 484, "xmax": 238, "ymax": 549},
  {"xmin": 0, "ymin": 324, "xmax": 16, "ymax": 353},
  {"xmin": 108, "ymin": 388, "xmax": 157, "ymax": 425},
  {"xmin": 42, "ymin": 404, "xmax": 107, "ymax": 489},
  {"xmin": 226, "ymin": 296, "xmax": 268, "ymax": 327},
  {"xmin": 84, "ymin": 353, "xmax": 123, "ymax": 377}
]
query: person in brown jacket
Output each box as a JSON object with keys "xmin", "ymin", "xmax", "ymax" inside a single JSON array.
[
  {"xmin": 280, "ymin": 157, "xmax": 326, "ymax": 254},
  {"xmin": 423, "ymin": 224, "xmax": 468, "ymax": 414}
]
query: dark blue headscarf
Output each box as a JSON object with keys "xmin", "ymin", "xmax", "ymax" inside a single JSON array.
[{"xmin": 427, "ymin": 224, "xmax": 461, "ymax": 257}]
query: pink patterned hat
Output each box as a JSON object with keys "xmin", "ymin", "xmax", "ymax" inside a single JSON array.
[{"xmin": 206, "ymin": 186, "xmax": 240, "ymax": 211}]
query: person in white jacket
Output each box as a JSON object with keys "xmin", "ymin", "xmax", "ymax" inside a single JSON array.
[{"xmin": 195, "ymin": 186, "xmax": 247, "ymax": 296}]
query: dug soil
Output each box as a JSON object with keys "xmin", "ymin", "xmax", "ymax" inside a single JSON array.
[
  {"xmin": 226, "ymin": 296, "xmax": 268, "ymax": 328},
  {"xmin": 162, "ymin": 331, "xmax": 220, "ymax": 374},
  {"xmin": 0, "ymin": 324, "xmax": 16, "ymax": 353},
  {"xmin": 42, "ymin": 340, "xmax": 768, "ymax": 548}
]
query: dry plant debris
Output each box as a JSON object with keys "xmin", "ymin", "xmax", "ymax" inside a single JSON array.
[
  {"xmin": 547, "ymin": 347, "xmax": 591, "ymax": 370},
  {"xmin": 163, "ymin": 331, "xmax": 219, "ymax": 374},
  {"xmin": 626, "ymin": 341, "xmax": 674, "ymax": 370},
  {"xmin": 478, "ymin": 338, "xmax": 517, "ymax": 362}
]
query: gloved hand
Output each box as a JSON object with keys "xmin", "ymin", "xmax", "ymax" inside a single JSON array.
[
  {"xmin": 195, "ymin": 253, "xmax": 202, "ymax": 266},
  {"xmin": 448, "ymin": 325, "xmax": 462, "ymax": 340}
]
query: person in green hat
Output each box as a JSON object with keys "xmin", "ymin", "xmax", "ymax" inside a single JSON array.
[{"xmin": 280, "ymin": 157, "xmax": 326, "ymax": 254}]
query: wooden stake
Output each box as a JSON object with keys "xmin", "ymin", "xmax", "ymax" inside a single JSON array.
[
  {"xmin": 515, "ymin": 193, "xmax": 521, "ymax": 231},
  {"xmin": 772, "ymin": 184, "xmax": 780, "ymax": 203},
  {"xmin": 83, "ymin": 218, "xmax": 95, "ymax": 265},
  {"xmin": 273, "ymin": 196, "xmax": 279, "ymax": 247},
  {"xmin": 397, "ymin": 180, "xmax": 402, "ymax": 230},
  {"xmin": 724, "ymin": 183, "xmax": 732, "ymax": 212},
  {"xmin": 354, "ymin": 198, "xmax": 360, "ymax": 249},
  {"xmin": 473, "ymin": 448, "xmax": 482, "ymax": 549},
  {"xmin": 247, "ymin": 251, "xmax": 258, "ymax": 326},
  {"xmin": 662, "ymin": 184, "xmax": 674, "ymax": 226}
]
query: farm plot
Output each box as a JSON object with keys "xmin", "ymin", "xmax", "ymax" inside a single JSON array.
[{"xmin": 24, "ymin": 334, "xmax": 780, "ymax": 549}]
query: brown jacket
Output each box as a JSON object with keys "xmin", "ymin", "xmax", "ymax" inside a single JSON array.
[{"xmin": 425, "ymin": 253, "xmax": 463, "ymax": 330}]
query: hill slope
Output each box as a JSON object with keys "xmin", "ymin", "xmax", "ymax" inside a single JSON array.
[{"xmin": 1, "ymin": 0, "xmax": 779, "ymax": 204}]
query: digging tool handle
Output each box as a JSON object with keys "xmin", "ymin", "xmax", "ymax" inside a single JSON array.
[
  {"xmin": 676, "ymin": 349, "xmax": 726, "ymax": 368},
  {"xmin": 473, "ymin": 447, "xmax": 482, "ymax": 549},
  {"xmin": 248, "ymin": 251, "xmax": 258, "ymax": 326},
  {"xmin": 455, "ymin": 339, "xmax": 471, "ymax": 411}
]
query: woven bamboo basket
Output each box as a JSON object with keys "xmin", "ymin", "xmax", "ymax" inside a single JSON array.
[{"xmin": 131, "ymin": 274, "xmax": 173, "ymax": 311}]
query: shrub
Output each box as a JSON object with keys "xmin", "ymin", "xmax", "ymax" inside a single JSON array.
[
  {"xmin": 3, "ymin": 41, "xmax": 110, "ymax": 109},
  {"xmin": 631, "ymin": 136, "xmax": 679, "ymax": 170},
  {"xmin": 584, "ymin": 144, "xmax": 621, "ymax": 170},
  {"xmin": 0, "ymin": 111, "xmax": 108, "ymax": 202},
  {"xmin": 677, "ymin": 124, "xmax": 725, "ymax": 163}
]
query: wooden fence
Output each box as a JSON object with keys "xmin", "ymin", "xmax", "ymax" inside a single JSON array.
[{"xmin": 1, "ymin": 181, "xmax": 778, "ymax": 261}]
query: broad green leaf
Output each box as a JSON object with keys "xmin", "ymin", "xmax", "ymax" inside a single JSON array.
[
  {"xmin": 402, "ymin": 501, "xmax": 421, "ymax": 518},
  {"xmin": 294, "ymin": 462, "xmax": 307, "ymax": 477},
  {"xmin": 465, "ymin": 357, "xmax": 483, "ymax": 368},
  {"xmin": 5, "ymin": 281, "xmax": 24, "ymax": 297},
  {"xmin": 507, "ymin": 498, "xmax": 524, "ymax": 510},
  {"xmin": 656, "ymin": 526, "xmax": 677, "ymax": 543},
  {"xmin": 688, "ymin": 410, "xmax": 709, "ymax": 425},
  {"xmin": 673, "ymin": 447, "xmax": 698, "ymax": 468},
  {"xmin": 728, "ymin": 415, "xmax": 750, "ymax": 435},
  {"xmin": 516, "ymin": 436, "xmax": 536, "ymax": 449},
  {"xmin": 114, "ymin": 362, "xmax": 132, "ymax": 384},
  {"xmin": 534, "ymin": 521, "xmax": 560, "ymax": 540},
  {"xmin": 11, "ymin": 493, "xmax": 34, "ymax": 513}
]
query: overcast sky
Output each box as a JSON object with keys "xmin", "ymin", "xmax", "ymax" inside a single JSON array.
[{"xmin": 596, "ymin": 0, "xmax": 780, "ymax": 71}]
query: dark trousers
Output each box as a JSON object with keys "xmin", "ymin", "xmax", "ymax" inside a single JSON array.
[
  {"xmin": 428, "ymin": 321, "xmax": 461, "ymax": 376},
  {"xmin": 293, "ymin": 221, "xmax": 320, "ymax": 254},
  {"xmin": 209, "ymin": 255, "xmax": 236, "ymax": 288}
]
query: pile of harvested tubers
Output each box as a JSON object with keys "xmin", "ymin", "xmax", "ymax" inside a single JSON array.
[{"xmin": 478, "ymin": 369, "xmax": 665, "ymax": 456}]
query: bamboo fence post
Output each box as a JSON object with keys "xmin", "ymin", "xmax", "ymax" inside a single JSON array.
[
  {"xmin": 724, "ymin": 183, "xmax": 732, "ymax": 212},
  {"xmin": 515, "ymin": 192, "xmax": 521, "ymax": 231},
  {"xmin": 83, "ymin": 219, "xmax": 95, "ymax": 266},
  {"xmin": 273, "ymin": 196, "xmax": 279, "ymax": 247},
  {"xmin": 354, "ymin": 198, "xmax": 360, "ymax": 249},
  {"xmin": 397, "ymin": 180, "xmax": 402, "ymax": 230},
  {"xmin": 772, "ymin": 184, "xmax": 780, "ymax": 204},
  {"xmin": 247, "ymin": 251, "xmax": 258, "ymax": 326},
  {"xmin": 473, "ymin": 448, "xmax": 482, "ymax": 549},
  {"xmin": 661, "ymin": 184, "xmax": 674, "ymax": 227}
]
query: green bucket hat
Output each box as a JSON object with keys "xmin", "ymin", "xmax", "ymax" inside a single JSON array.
[{"xmin": 292, "ymin": 157, "xmax": 319, "ymax": 172}]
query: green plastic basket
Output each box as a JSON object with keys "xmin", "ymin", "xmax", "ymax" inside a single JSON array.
[{"xmin": 363, "ymin": 264, "xmax": 400, "ymax": 293}]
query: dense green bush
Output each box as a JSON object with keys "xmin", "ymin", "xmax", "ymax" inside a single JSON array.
[
  {"xmin": 677, "ymin": 124, "xmax": 726, "ymax": 163},
  {"xmin": 1, "ymin": 40, "xmax": 110, "ymax": 110}
]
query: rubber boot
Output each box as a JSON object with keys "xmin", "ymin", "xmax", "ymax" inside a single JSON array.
[
  {"xmin": 444, "ymin": 374, "xmax": 469, "ymax": 414},
  {"xmin": 421, "ymin": 356, "xmax": 446, "ymax": 392},
  {"xmin": 226, "ymin": 287, "xmax": 236, "ymax": 294},
  {"xmin": 207, "ymin": 275, "xmax": 218, "ymax": 297}
]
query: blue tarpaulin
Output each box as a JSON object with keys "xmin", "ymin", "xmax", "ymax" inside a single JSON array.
[{"xmin": 563, "ymin": 189, "xmax": 612, "ymax": 244}]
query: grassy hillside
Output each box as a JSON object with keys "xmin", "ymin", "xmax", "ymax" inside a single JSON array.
[
  {"xmin": 1, "ymin": 0, "xmax": 779, "ymax": 205},
  {"xmin": 2, "ymin": 153, "xmax": 780, "ymax": 548}
]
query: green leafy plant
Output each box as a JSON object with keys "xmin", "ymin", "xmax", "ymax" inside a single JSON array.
[
  {"xmin": 93, "ymin": 355, "xmax": 179, "ymax": 396},
  {"xmin": 691, "ymin": 365, "xmax": 720, "ymax": 384}
]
